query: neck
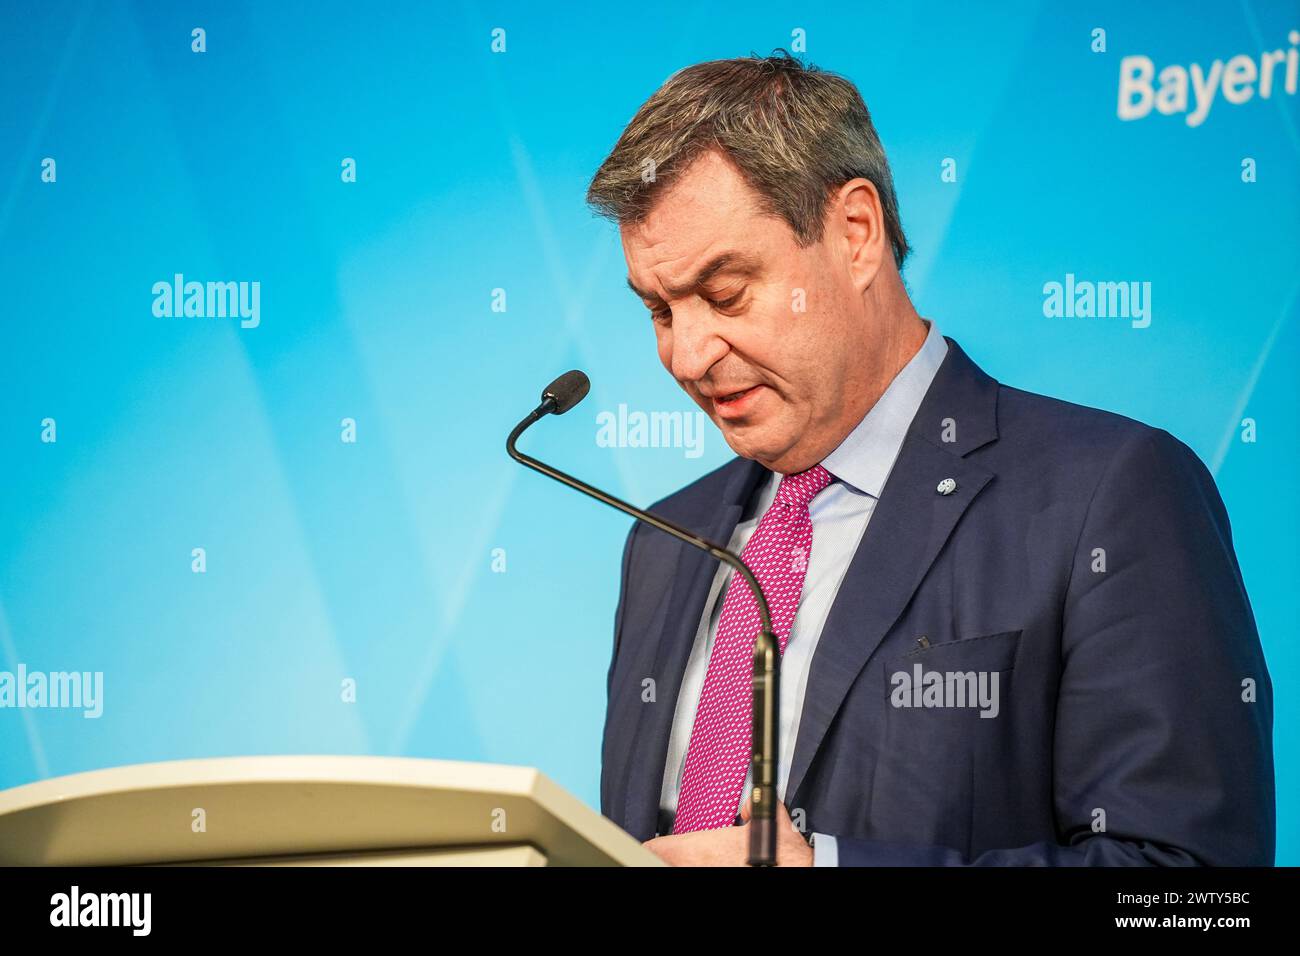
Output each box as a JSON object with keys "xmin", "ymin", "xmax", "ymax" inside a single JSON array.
[{"xmin": 845, "ymin": 273, "xmax": 929, "ymax": 434}]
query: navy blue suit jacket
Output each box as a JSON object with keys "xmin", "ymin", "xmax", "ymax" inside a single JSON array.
[{"xmin": 601, "ymin": 338, "xmax": 1274, "ymax": 865}]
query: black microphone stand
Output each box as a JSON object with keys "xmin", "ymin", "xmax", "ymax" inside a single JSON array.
[{"xmin": 508, "ymin": 389, "xmax": 781, "ymax": 867}]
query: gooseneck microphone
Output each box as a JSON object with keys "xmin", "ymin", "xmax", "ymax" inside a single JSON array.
[{"xmin": 507, "ymin": 370, "xmax": 782, "ymax": 867}]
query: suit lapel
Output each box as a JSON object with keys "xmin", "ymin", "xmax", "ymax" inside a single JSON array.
[
  {"xmin": 619, "ymin": 456, "xmax": 768, "ymax": 839},
  {"xmin": 786, "ymin": 339, "xmax": 1001, "ymax": 805}
]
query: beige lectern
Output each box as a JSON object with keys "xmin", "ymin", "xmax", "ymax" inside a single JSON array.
[{"xmin": 0, "ymin": 755, "xmax": 663, "ymax": 867}]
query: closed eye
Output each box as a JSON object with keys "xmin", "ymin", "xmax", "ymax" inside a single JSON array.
[{"xmin": 647, "ymin": 289, "xmax": 743, "ymax": 323}]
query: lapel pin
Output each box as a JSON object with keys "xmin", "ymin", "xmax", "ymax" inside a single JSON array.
[{"xmin": 936, "ymin": 477, "xmax": 957, "ymax": 496}]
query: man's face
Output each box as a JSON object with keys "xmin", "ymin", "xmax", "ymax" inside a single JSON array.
[{"xmin": 620, "ymin": 150, "xmax": 871, "ymax": 475}]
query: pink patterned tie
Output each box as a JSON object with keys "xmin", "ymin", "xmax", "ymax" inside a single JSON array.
[{"xmin": 672, "ymin": 463, "xmax": 835, "ymax": 833}]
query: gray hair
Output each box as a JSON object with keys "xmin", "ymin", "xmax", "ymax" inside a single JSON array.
[{"xmin": 586, "ymin": 51, "xmax": 909, "ymax": 269}]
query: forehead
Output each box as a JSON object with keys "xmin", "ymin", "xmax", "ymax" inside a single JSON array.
[{"xmin": 619, "ymin": 151, "xmax": 782, "ymax": 277}]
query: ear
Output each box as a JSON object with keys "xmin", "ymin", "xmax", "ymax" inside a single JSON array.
[{"xmin": 833, "ymin": 178, "xmax": 888, "ymax": 294}]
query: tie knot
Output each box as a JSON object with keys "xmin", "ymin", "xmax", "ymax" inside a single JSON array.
[{"xmin": 773, "ymin": 463, "xmax": 834, "ymax": 510}]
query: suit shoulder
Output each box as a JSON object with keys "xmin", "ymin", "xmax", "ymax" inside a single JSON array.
[
  {"xmin": 987, "ymin": 384, "xmax": 1234, "ymax": 591},
  {"xmin": 994, "ymin": 383, "xmax": 1215, "ymax": 488}
]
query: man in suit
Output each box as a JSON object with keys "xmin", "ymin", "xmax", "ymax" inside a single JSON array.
[{"xmin": 585, "ymin": 53, "xmax": 1274, "ymax": 866}]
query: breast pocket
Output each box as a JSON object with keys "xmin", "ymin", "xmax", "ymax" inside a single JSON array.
[
  {"xmin": 899, "ymin": 628, "xmax": 1021, "ymax": 671},
  {"xmin": 871, "ymin": 629, "xmax": 1023, "ymax": 853},
  {"xmin": 883, "ymin": 629, "xmax": 1022, "ymax": 718}
]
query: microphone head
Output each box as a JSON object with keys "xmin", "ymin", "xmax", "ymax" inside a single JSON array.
[{"xmin": 542, "ymin": 370, "xmax": 590, "ymax": 415}]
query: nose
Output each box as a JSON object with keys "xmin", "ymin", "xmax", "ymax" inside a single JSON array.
[{"xmin": 668, "ymin": 301, "xmax": 729, "ymax": 385}]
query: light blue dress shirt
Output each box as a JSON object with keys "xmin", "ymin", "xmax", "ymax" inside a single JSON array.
[{"xmin": 657, "ymin": 319, "xmax": 949, "ymax": 866}]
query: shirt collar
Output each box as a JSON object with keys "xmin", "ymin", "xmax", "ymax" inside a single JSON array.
[{"xmin": 820, "ymin": 318, "xmax": 949, "ymax": 498}]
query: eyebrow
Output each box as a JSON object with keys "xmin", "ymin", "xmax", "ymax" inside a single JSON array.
[{"xmin": 626, "ymin": 252, "xmax": 763, "ymax": 303}]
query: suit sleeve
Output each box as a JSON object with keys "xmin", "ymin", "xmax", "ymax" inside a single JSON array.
[
  {"xmin": 600, "ymin": 521, "xmax": 641, "ymax": 818},
  {"xmin": 607, "ymin": 521, "xmax": 639, "ymax": 700},
  {"xmin": 832, "ymin": 426, "xmax": 1275, "ymax": 866}
]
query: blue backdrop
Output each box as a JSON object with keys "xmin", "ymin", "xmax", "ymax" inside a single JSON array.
[{"xmin": 2, "ymin": 0, "xmax": 1296, "ymax": 862}]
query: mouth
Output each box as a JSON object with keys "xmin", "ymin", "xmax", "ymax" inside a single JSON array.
[{"xmin": 711, "ymin": 385, "xmax": 763, "ymax": 420}]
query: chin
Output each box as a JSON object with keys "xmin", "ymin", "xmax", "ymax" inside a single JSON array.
[
  {"xmin": 718, "ymin": 431, "xmax": 755, "ymax": 460},
  {"xmin": 720, "ymin": 430, "xmax": 781, "ymax": 467}
]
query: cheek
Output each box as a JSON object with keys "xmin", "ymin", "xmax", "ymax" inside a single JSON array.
[{"xmin": 751, "ymin": 292, "xmax": 820, "ymax": 377}]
